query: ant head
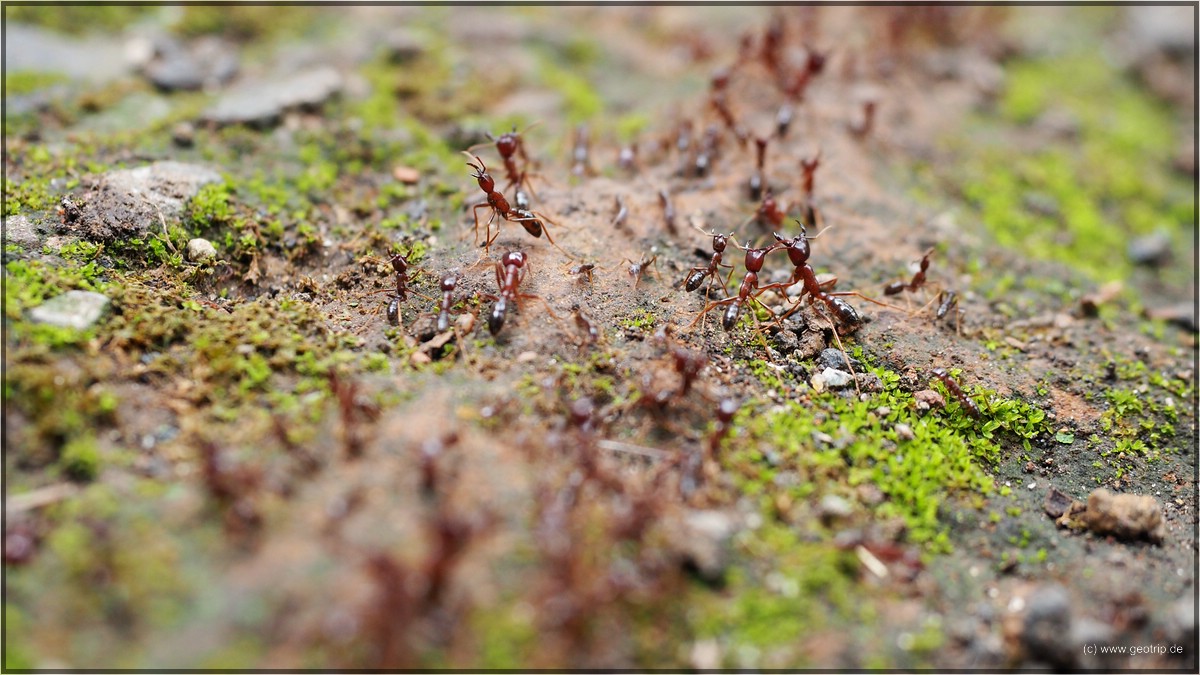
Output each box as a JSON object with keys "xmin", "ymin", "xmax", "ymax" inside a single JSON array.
[
  {"xmin": 716, "ymin": 398, "xmax": 739, "ymax": 425},
  {"xmin": 440, "ymin": 273, "xmax": 458, "ymax": 292},
  {"xmin": 712, "ymin": 233, "xmax": 729, "ymax": 252},
  {"xmin": 495, "ymin": 132, "xmax": 518, "ymax": 157}
]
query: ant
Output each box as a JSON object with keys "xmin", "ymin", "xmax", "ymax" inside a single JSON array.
[
  {"xmin": 482, "ymin": 250, "xmax": 558, "ymax": 335},
  {"xmin": 710, "ymin": 89, "xmax": 748, "ymax": 146},
  {"xmin": 617, "ymin": 142, "xmax": 639, "ymax": 174},
  {"xmin": 375, "ymin": 249, "xmax": 432, "ymax": 326},
  {"xmin": 610, "ymin": 195, "xmax": 628, "ymax": 230},
  {"xmin": 931, "ymin": 367, "xmax": 981, "ymax": 419},
  {"xmin": 465, "ymin": 155, "xmax": 568, "ymax": 257},
  {"xmin": 658, "ymin": 188, "xmax": 678, "ymax": 235},
  {"xmin": 571, "ymin": 124, "xmax": 592, "ymax": 178},
  {"xmin": 467, "ymin": 124, "xmax": 539, "ymax": 198},
  {"xmin": 747, "ymin": 188, "xmax": 789, "ymax": 229},
  {"xmin": 800, "ymin": 150, "xmax": 821, "ymax": 202},
  {"xmin": 682, "ymin": 230, "xmax": 734, "ymax": 300},
  {"xmin": 933, "ymin": 290, "xmax": 962, "ymax": 334},
  {"xmin": 692, "ymin": 125, "xmax": 721, "ymax": 178},
  {"xmin": 748, "ymin": 136, "xmax": 770, "ymax": 201},
  {"xmin": 685, "ymin": 240, "xmax": 777, "ymax": 332},
  {"xmin": 849, "ymin": 98, "xmax": 878, "ymax": 138},
  {"xmin": 784, "ymin": 47, "xmax": 828, "ymax": 102},
  {"xmin": 884, "ymin": 248, "xmax": 933, "ymax": 296},
  {"xmin": 618, "ymin": 253, "xmax": 660, "ymax": 290},
  {"xmin": 436, "ymin": 271, "xmax": 461, "ymax": 333},
  {"xmin": 776, "ymin": 103, "xmax": 793, "ymax": 138},
  {"xmin": 566, "ymin": 262, "xmax": 596, "ymax": 284}
]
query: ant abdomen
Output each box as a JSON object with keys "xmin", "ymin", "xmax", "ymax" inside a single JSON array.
[
  {"xmin": 488, "ymin": 297, "xmax": 508, "ymax": 335},
  {"xmin": 685, "ymin": 269, "xmax": 708, "ymax": 292},
  {"xmin": 722, "ymin": 301, "xmax": 742, "ymax": 331},
  {"xmin": 884, "ymin": 281, "xmax": 908, "ymax": 296},
  {"xmin": 828, "ymin": 297, "xmax": 861, "ymax": 327},
  {"xmin": 513, "ymin": 209, "xmax": 544, "ymax": 238},
  {"xmin": 387, "ymin": 297, "xmax": 401, "ymax": 326}
]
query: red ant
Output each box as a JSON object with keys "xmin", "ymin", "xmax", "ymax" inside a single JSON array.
[
  {"xmin": 693, "ymin": 125, "xmax": 721, "ymax": 178},
  {"xmin": 884, "ymin": 248, "xmax": 933, "ymax": 296},
  {"xmin": 769, "ymin": 224, "xmax": 903, "ymax": 334},
  {"xmin": 710, "ymin": 89, "xmax": 748, "ymax": 146},
  {"xmin": 682, "ymin": 231, "xmax": 734, "ymax": 299},
  {"xmin": 931, "ymin": 368, "xmax": 981, "ymax": 419},
  {"xmin": 465, "ymin": 155, "xmax": 568, "ymax": 257},
  {"xmin": 850, "ymin": 98, "xmax": 878, "ymax": 138},
  {"xmin": 800, "ymin": 150, "xmax": 821, "ymax": 202},
  {"xmin": 685, "ymin": 240, "xmax": 777, "ymax": 332},
  {"xmin": 776, "ymin": 103, "xmax": 794, "ymax": 138},
  {"xmin": 482, "ymin": 250, "xmax": 559, "ymax": 335},
  {"xmin": 784, "ymin": 47, "xmax": 828, "ymax": 101},
  {"xmin": 748, "ymin": 188, "xmax": 789, "ymax": 229},
  {"xmin": 748, "ymin": 136, "xmax": 769, "ymax": 201},
  {"xmin": 467, "ymin": 124, "xmax": 539, "ymax": 198}
]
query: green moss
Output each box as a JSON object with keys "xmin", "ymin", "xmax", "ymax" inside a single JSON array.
[
  {"xmin": 952, "ymin": 50, "xmax": 1193, "ymax": 282},
  {"xmin": 536, "ymin": 57, "xmax": 604, "ymax": 123},
  {"xmin": 5, "ymin": 70, "xmax": 69, "ymax": 95},
  {"xmin": 6, "ymin": 4, "xmax": 156, "ymax": 34},
  {"xmin": 59, "ymin": 433, "xmax": 102, "ymax": 481},
  {"xmin": 472, "ymin": 604, "xmax": 539, "ymax": 668}
]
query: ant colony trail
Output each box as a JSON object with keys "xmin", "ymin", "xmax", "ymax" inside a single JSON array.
[{"xmin": 4, "ymin": 5, "xmax": 1194, "ymax": 672}]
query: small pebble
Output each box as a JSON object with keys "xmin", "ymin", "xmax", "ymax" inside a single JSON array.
[
  {"xmin": 820, "ymin": 367, "xmax": 854, "ymax": 389},
  {"xmin": 895, "ymin": 423, "xmax": 914, "ymax": 440},
  {"xmin": 185, "ymin": 237, "xmax": 217, "ymax": 263}
]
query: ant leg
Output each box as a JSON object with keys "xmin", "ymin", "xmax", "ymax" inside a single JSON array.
[
  {"xmin": 472, "ymin": 203, "xmax": 494, "ymax": 248},
  {"xmin": 531, "ymin": 210, "xmax": 574, "ymax": 259},
  {"xmin": 827, "ymin": 290, "xmax": 911, "ymax": 314},
  {"xmin": 684, "ymin": 296, "xmax": 738, "ymax": 331},
  {"xmin": 516, "ymin": 292, "xmax": 569, "ymax": 333}
]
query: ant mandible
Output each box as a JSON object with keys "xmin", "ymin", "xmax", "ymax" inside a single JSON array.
[{"xmin": 465, "ymin": 155, "xmax": 569, "ymax": 258}]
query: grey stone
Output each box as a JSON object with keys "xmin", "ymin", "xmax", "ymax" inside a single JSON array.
[
  {"xmin": 1127, "ymin": 230, "xmax": 1172, "ymax": 267},
  {"xmin": 1021, "ymin": 584, "xmax": 1075, "ymax": 669},
  {"xmin": 674, "ymin": 510, "xmax": 737, "ymax": 584},
  {"xmin": 203, "ymin": 67, "xmax": 342, "ymax": 126},
  {"xmin": 144, "ymin": 36, "xmax": 239, "ymax": 92},
  {"xmin": 818, "ymin": 494, "xmax": 853, "ymax": 523},
  {"xmin": 28, "ymin": 290, "xmax": 110, "ymax": 330},
  {"xmin": 1127, "ymin": 6, "xmax": 1195, "ymax": 56},
  {"xmin": 4, "ymin": 215, "xmax": 43, "ymax": 249},
  {"xmin": 4, "ymin": 24, "xmax": 131, "ymax": 83},
  {"xmin": 817, "ymin": 347, "xmax": 851, "ymax": 371},
  {"xmin": 63, "ymin": 162, "xmax": 222, "ymax": 242},
  {"xmin": 185, "ymin": 238, "xmax": 217, "ymax": 263}
]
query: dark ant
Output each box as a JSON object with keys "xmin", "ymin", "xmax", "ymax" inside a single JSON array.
[
  {"xmin": 693, "ymin": 125, "xmax": 721, "ymax": 177},
  {"xmin": 567, "ymin": 262, "xmax": 596, "ymax": 284},
  {"xmin": 934, "ymin": 290, "xmax": 962, "ymax": 334},
  {"xmin": 573, "ymin": 307, "xmax": 600, "ymax": 348},
  {"xmin": 671, "ymin": 344, "xmax": 707, "ymax": 396},
  {"xmin": 466, "ymin": 155, "xmax": 568, "ymax": 257},
  {"xmin": 611, "ymin": 195, "xmax": 628, "ymax": 230},
  {"xmin": 850, "ymin": 98, "xmax": 878, "ymax": 138},
  {"xmin": 658, "ymin": 188, "xmax": 678, "ymax": 235},
  {"xmin": 682, "ymin": 231, "xmax": 734, "ymax": 300},
  {"xmin": 931, "ymin": 367, "xmax": 981, "ymax": 419},
  {"xmin": 675, "ymin": 119, "xmax": 694, "ymax": 155},
  {"xmin": 761, "ymin": 18, "xmax": 785, "ymax": 79},
  {"xmin": 748, "ymin": 136, "xmax": 769, "ymax": 201},
  {"xmin": 710, "ymin": 89, "xmax": 748, "ymax": 146},
  {"xmin": 482, "ymin": 250, "xmax": 558, "ymax": 335},
  {"xmin": 619, "ymin": 253, "xmax": 660, "ymax": 290},
  {"xmin": 571, "ymin": 124, "xmax": 592, "ymax": 178},
  {"xmin": 377, "ymin": 250, "xmax": 432, "ymax": 326},
  {"xmin": 436, "ymin": 271, "xmax": 460, "ymax": 333},
  {"xmin": 685, "ymin": 240, "xmax": 777, "ymax": 332},
  {"xmin": 708, "ymin": 397, "xmax": 739, "ymax": 456},
  {"xmin": 776, "ymin": 103, "xmax": 794, "ymax": 138},
  {"xmin": 617, "ymin": 142, "xmax": 639, "ymax": 174},
  {"xmin": 884, "ymin": 248, "xmax": 933, "ymax": 296}
]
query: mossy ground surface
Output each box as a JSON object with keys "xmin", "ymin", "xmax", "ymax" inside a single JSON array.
[{"xmin": 3, "ymin": 6, "xmax": 1195, "ymax": 670}]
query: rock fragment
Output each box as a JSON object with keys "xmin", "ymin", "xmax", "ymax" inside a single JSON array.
[
  {"xmin": 203, "ymin": 67, "xmax": 342, "ymax": 126},
  {"xmin": 1082, "ymin": 489, "xmax": 1166, "ymax": 544},
  {"xmin": 671, "ymin": 509, "xmax": 737, "ymax": 585},
  {"xmin": 62, "ymin": 162, "xmax": 222, "ymax": 242},
  {"xmin": 29, "ymin": 290, "xmax": 110, "ymax": 330},
  {"xmin": 185, "ymin": 238, "xmax": 217, "ymax": 263},
  {"xmin": 1020, "ymin": 584, "xmax": 1075, "ymax": 669}
]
